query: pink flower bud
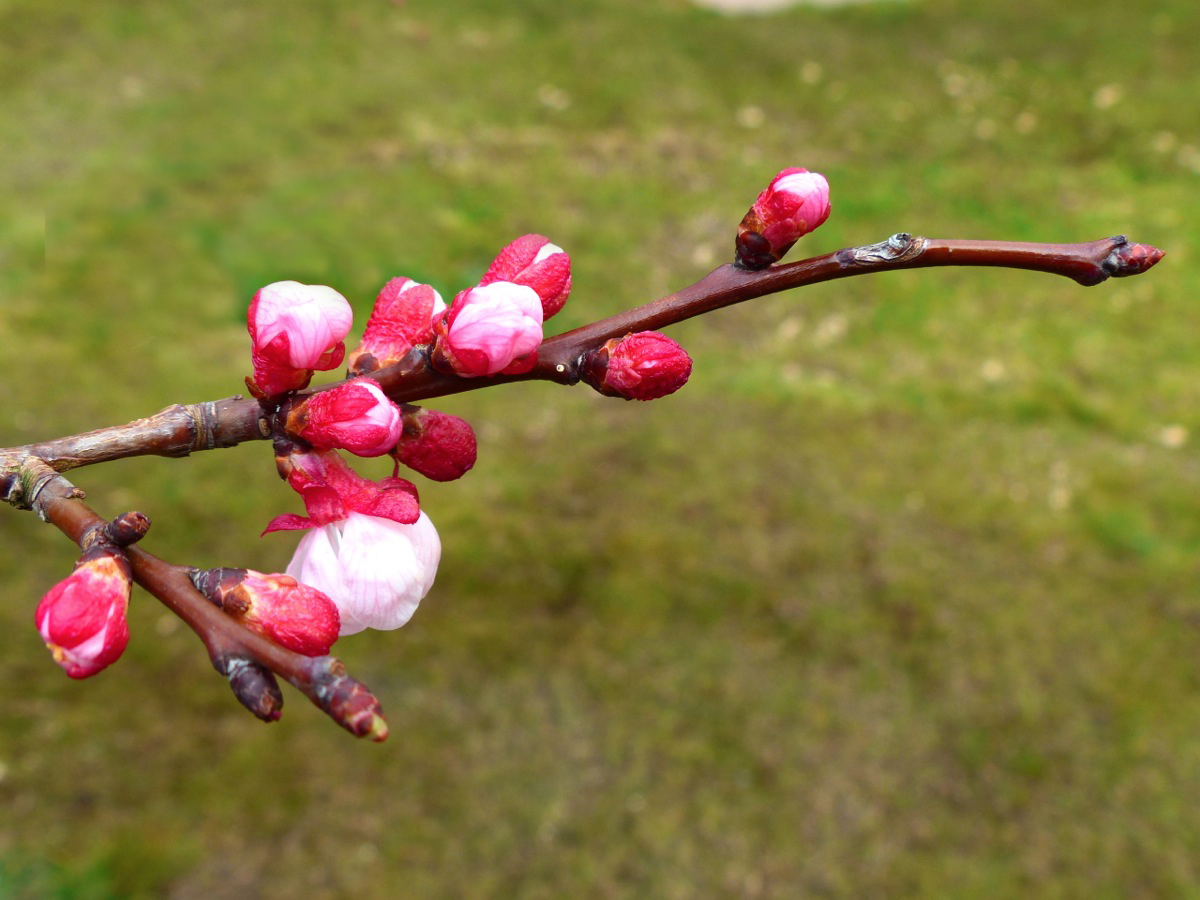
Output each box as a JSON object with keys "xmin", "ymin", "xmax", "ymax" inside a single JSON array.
[
  {"xmin": 391, "ymin": 405, "xmax": 477, "ymax": 482},
  {"xmin": 347, "ymin": 277, "xmax": 447, "ymax": 375},
  {"xmin": 192, "ymin": 568, "xmax": 341, "ymax": 656},
  {"xmin": 35, "ymin": 549, "xmax": 132, "ymax": 679},
  {"xmin": 430, "ymin": 281, "xmax": 543, "ymax": 377},
  {"xmin": 481, "ymin": 234, "xmax": 572, "ymax": 319},
  {"xmin": 263, "ymin": 448, "xmax": 421, "ymax": 533},
  {"xmin": 247, "ymin": 281, "xmax": 354, "ymax": 396},
  {"xmin": 287, "ymin": 378, "xmax": 403, "ymax": 458},
  {"xmin": 736, "ymin": 168, "xmax": 831, "ymax": 269},
  {"xmin": 585, "ymin": 331, "xmax": 693, "ymax": 401},
  {"xmin": 286, "ymin": 511, "xmax": 441, "ymax": 636}
]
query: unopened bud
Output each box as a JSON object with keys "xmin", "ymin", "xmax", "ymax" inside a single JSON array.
[
  {"xmin": 247, "ymin": 281, "xmax": 354, "ymax": 397},
  {"xmin": 347, "ymin": 277, "xmax": 446, "ymax": 375},
  {"xmin": 430, "ymin": 282, "xmax": 543, "ymax": 377},
  {"xmin": 481, "ymin": 234, "xmax": 572, "ymax": 319},
  {"xmin": 192, "ymin": 567, "xmax": 341, "ymax": 656},
  {"xmin": 286, "ymin": 378, "xmax": 403, "ymax": 458},
  {"xmin": 36, "ymin": 546, "xmax": 132, "ymax": 679},
  {"xmin": 391, "ymin": 405, "xmax": 477, "ymax": 482},
  {"xmin": 584, "ymin": 331, "xmax": 693, "ymax": 401},
  {"xmin": 307, "ymin": 657, "xmax": 389, "ymax": 741},
  {"xmin": 103, "ymin": 511, "xmax": 151, "ymax": 548},
  {"xmin": 225, "ymin": 657, "xmax": 284, "ymax": 722},
  {"xmin": 735, "ymin": 168, "xmax": 831, "ymax": 269}
]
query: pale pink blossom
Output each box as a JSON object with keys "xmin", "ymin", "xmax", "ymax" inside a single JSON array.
[
  {"xmin": 736, "ymin": 168, "xmax": 831, "ymax": 269},
  {"xmin": 481, "ymin": 234, "xmax": 572, "ymax": 319},
  {"xmin": 248, "ymin": 281, "xmax": 354, "ymax": 396},
  {"xmin": 35, "ymin": 550, "xmax": 132, "ymax": 679},
  {"xmin": 286, "ymin": 511, "xmax": 441, "ymax": 636},
  {"xmin": 431, "ymin": 281, "xmax": 544, "ymax": 376},
  {"xmin": 288, "ymin": 378, "xmax": 403, "ymax": 457}
]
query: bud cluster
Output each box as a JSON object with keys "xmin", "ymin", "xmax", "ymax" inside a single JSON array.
[{"xmin": 30, "ymin": 168, "xmax": 834, "ymax": 732}]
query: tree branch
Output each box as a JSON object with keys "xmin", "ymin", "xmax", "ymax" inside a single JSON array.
[
  {"xmin": 2, "ymin": 229, "xmax": 1164, "ymax": 737},
  {"xmin": 1, "ymin": 233, "xmax": 1161, "ymax": 478},
  {"xmin": 20, "ymin": 460, "xmax": 388, "ymax": 740}
]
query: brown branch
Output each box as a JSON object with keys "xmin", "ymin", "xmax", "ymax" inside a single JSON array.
[
  {"xmin": 376, "ymin": 233, "xmax": 1164, "ymax": 401},
  {"xmin": 22, "ymin": 461, "xmax": 388, "ymax": 740},
  {"xmin": 1, "ymin": 234, "xmax": 1163, "ymax": 469}
]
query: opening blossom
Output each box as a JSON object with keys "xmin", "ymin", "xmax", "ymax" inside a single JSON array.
[
  {"xmin": 431, "ymin": 281, "xmax": 544, "ymax": 377},
  {"xmin": 735, "ymin": 168, "xmax": 831, "ymax": 270},
  {"xmin": 248, "ymin": 280, "xmax": 354, "ymax": 397},
  {"xmin": 286, "ymin": 378, "xmax": 403, "ymax": 458},
  {"xmin": 35, "ymin": 548, "xmax": 132, "ymax": 679},
  {"xmin": 263, "ymin": 447, "xmax": 421, "ymax": 534},
  {"xmin": 287, "ymin": 511, "xmax": 441, "ymax": 636},
  {"xmin": 263, "ymin": 447, "xmax": 440, "ymax": 636}
]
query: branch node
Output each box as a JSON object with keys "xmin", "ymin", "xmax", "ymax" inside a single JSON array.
[
  {"xmin": 839, "ymin": 233, "xmax": 928, "ymax": 267},
  {"xmin": 185, "ymin": 401, "xmax": 217, "ymax": 452}
]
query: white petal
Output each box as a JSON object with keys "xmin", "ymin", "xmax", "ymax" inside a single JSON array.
[{"xmin": 337, "ymin": 513, "xmax": 440, "ymax": 632}]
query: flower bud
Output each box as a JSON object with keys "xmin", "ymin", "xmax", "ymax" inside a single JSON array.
[
  {"xmin": 481, "ymin": 234, "xmax": 572, "ymax": 319},
  {"xmin": 286, "ymin": 511, "xmax": 440, "ymax": 636},
  {"xmin": 35, "ymin": 547, "xmax": 132, "ymax": 679},
  {"xmin": 287, "ymin": 378, "xmax": 403, "ymax": 458},
  {"xmin": 584, "ymin": 331, "xmax": 693, "ymax": 401},
  {"xmin": 347, "ymin": 277, "xmax": 447, "ymax": 376},
  {"xmin": 247, "ymin": 281, "xmax": 354, "ymax": 397},
  {"xmin": 430, "ymin": 281, "xmax": 543, "ymax": 377},
  {"xmin": 391, "ymin": 405, "xmax": 477, "ymax": 482},
  {"xmin": 192, "ymin": 567, "xmax": 341, "ymax": 656},
  {"xmin": 735, "ymin": 168, "xmax": 831, "ymax": 269}
]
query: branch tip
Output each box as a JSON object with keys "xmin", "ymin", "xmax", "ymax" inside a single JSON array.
[{"xmin": 1102, "ymin": 236, "xmax": 1164, "ymax": 278}]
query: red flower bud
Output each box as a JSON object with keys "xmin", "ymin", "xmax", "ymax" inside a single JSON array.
[
  {"xmin": 391, "ymin": 406, "xmax": 478, "ymax": 482},
  {"xmin": 585, "ymin": 331, "xmax": 692, "ymax": 401},
  {"xmin": 735, "ymin": 168, "xmax": 831, "ymax": 269},
  {"xmin": 35, "ymin": 548, "xmax": 132, "ymax": 679},
  {"xmin": 481, "ymin": 234, "xmax": 572, "ymax": 319},
  {"xmin": 347, "ymin": 277, "xmax": 446, "ymax": 375},
  {"xmin": 192, "ymin": 568, "xmax": 341, "ymax": 657},
  {"xmin": 287, "ymin": 378, "xmax": 403, "ymax": 458}
]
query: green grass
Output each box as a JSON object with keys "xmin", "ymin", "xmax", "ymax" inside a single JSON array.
[{"xmin": 4, "ymin": 0, "xmax": 1199, "ymax": 896}]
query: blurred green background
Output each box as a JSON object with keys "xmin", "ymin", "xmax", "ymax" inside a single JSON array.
[{"xmin": 3, "ymin": 0, "xmax": 1198, "ymax": 896}]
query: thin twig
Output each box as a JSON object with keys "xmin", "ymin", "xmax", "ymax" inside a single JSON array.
[{"xmin": 24, "ymin": 462, "xmax": 388, "ymax": 740}]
